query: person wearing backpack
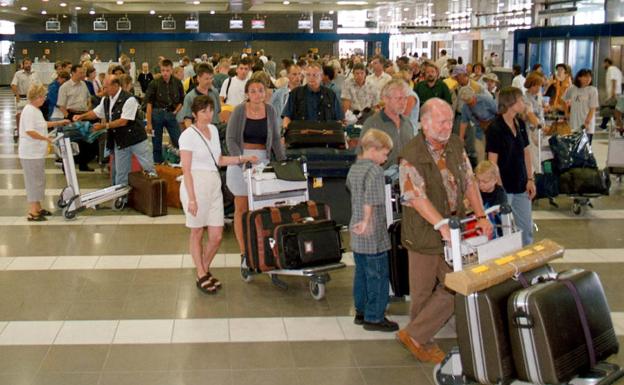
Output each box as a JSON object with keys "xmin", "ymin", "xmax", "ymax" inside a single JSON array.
[{"xmin": 219, "ymin": 58, "xmax": 251, "ymax": 108}]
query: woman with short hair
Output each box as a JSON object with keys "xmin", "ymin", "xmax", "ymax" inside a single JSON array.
[
  {"xmin": 19, "ymin": 84, "xmax": 69, "ymax": 221},
  {"xmin": 486, "ymin": 87, "xmax": 535, "ymax": 246},
  {"xmin": 563, "ymin": 69, "xmax": 599, "ymax": 144}
]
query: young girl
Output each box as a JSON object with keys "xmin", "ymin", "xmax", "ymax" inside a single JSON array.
[{"xmin": 475, "ymin": 160, "xmax": 507, "ymax": 238}]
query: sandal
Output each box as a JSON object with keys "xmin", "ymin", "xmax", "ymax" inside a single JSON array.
[
  {"xmin": 196, "ymin": 275, "xmax": 217, "ymax": 294},
  {"xmin": 39, "ymin": 209, "xmax": 52, "ymax": 216},
  {"xmin": 205, "ymin": 271, "xmax": 222, "ymax": 289},
  {"xmin": 27, "ymin": 213, "xmax": 47, "ymax": 222}
]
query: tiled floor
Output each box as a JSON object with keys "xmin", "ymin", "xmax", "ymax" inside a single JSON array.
[{"xmin": 1, "ymin": 86, "xmax": 624, "ymax": 385}]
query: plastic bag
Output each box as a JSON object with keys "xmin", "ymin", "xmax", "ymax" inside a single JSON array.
[{"xmin": 548, "ymin": 131, "xmax": 597, "ymax": 172}]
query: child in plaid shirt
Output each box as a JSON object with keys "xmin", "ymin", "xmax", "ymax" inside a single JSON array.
[{"xmin": 346, "ymin": 128, "xmax": 398, "ymax": 332}]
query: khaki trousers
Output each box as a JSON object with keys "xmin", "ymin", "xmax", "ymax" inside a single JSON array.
[{"xmin": 406, "ymin": 250, "xmax": 454, "ymax": 345}]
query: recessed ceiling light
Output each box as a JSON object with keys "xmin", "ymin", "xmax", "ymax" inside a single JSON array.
[
  {"xmin": 336, "ymin": 1, "xmax": 367, "ymax": 4},
  {"xmin": 41, "ymin": 10, "xmax": 47, "ymax": 14},
  {"xmin": 193, "ymin": 0, "xmax": 200, "ymax": 4},
  {"xmin": 430, "ymin": 13, "xmax": 435, "ymax": 16},
  {"xmin": 209, "ymin": 9, "xmax": 215, "ymax": 14},
  {"xmin": 329, "ymin": 10, "xmax": 334, "ymax": 14},
  {"xmin": 42, "ymin": 0, "xmax": 48, "ymax": 2},
  {"xmin": 498, "ymin": 2, "xmax": 504, "ymax": 6},
  {"xmin": 0, "ymin": 3, "xmax": 8, "ymax": 7},
  {"xmin": 20, "ymin": 6, "xmax": 27, "ymax": 10},
  {"xmin": 402, "ymin": 7, "xmax": 408, "ymax": 11},
  {"xmin": 444, "ymin": 10, "xmax": 450, "ymax": 14},
  {"xmin": 88, "ymin": 9, "xmax": 95, "ymax": 14},
  {"xmin": 59, "ymin": 2, "xmax": 66, "ymax": 6},
  {"xmin": 149, "ymin": 9, "xmax": 155, "ymax": 14},
  {"xmin": 116, "ymin": 0, "xmax": 123, "ymax": 4},
  {"xmin": 74, "ymin": 6, "xmax": 81, "ymax": 9},
  {"xmin": 427, "ymin": 2, "xmax": 433, "ymax": 6},
  {"xmin": 282, "ymin": 0, "xmax": 289, "ymax": 4}
]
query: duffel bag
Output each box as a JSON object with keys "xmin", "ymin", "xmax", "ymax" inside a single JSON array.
[{"xmin": 285, "ymin": 120, "xmax": 346, "ymax": 149}]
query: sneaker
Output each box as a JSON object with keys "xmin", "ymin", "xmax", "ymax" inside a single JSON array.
[
  {"xmin": 396, "ymin": 329, "xmax": 445, "ymax": 363},
  {"xmin": 363, "ymin": 317, "xmax": 399, "ymax": 332},
  {"xmin": 354, "ymin": 312, "xmax": 364, "ymax": 325}
]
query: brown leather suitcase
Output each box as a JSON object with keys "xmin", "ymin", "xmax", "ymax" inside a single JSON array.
[
  {"xmin": 155, "ymin": 164, "xmax": 183, "ymax": 209},
  {"xmin": 128, "ymin": 171, "xmax": 167, "ymax": 217}
]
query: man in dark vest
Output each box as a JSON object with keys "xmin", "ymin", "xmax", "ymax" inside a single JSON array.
[
  {"xmin": 74, "ymin": 75, "xmax": 155, "ymax": 186},
  {"xmin": 281, "ymin": 61, "xmax": 343, "ymax": 130},
  {"xmin": 395, "ymin": 98, "xmax": 492, "ymax": 364}
]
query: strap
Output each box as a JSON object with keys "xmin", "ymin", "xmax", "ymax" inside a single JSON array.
[
  {"xmin": 269, "ymin": 207, "xmax": 282, "ymax": 224},
  {"xmin": 224, "ymin": 76, "xmax": 233, "ymax": 104},
  {"xmin": 191, "ymin": 127, "xmax": 219, "ymax": 169},
  {"xmin": 515, "ymin": 272, "xmax": 530, "ymax": 288},
  {"xmin": 306, "ymin": 201, "xmax": 318, "ymax": 217},
  {"xmin": 560, "ymin": 279, "xmax": 597, "ymax": 367}
]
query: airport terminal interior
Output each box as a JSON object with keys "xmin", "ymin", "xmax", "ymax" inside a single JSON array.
[{"xmin": 1, "ymin": 0, "xmax": 624, "ymax": 384}]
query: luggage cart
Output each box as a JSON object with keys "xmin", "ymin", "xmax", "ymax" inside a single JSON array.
[
  {"xmin": 607, "ymin": 124, "xmax": 624, "ymax": 184},
  {"xmin": 239, "ymin": 160, "xmax": 346, "ymax": 300},
  {"xmin": 432, "ymin": 205, "xmax": 624, "ymax": 385},
  {"xmin": 53, "ymin": 127, "xmax": 131, "ymax": 219}
]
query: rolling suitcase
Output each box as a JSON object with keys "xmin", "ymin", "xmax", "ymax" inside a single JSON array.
[
  {"xmin": 243, "ymin": 201, "xmax": 330, "ymax": 272},
  {"xmin": 285, "ymin": 121, "xmax": 346, "ymax": 149},
  {"xmin": 456, "ymin": 265, "xmax": 555, "ymax": 385},
  {"xmin": 128, "ymin": 171, "xmax": 167, "ymax": 217},
  {"xmin": 155, "ymin": 164, "xmax": 183, "ymax": 209},
  {"xmin": 388, "ymin": 220, "xmax": 409, "ymax": 298},
  {"xmin": 273, "ymin": 219, "xmax": 342, "ymax": 269},
  {"xmin": 508, "ymin": 269, "xmax": 619, "ymax": 384}
]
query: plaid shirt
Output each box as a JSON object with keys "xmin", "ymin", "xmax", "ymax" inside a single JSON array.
[
  {"xmin": 399, "ymin": 139, "xmax": 474, "ymax": 213},
  {"xmin": 346, "ymin": 159, "xmax": 390, "ymax": 254}
]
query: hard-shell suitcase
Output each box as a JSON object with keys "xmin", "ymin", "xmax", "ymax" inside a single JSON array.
[
  {"xmin": 285, "ymin": 121, "xmax": 346, "ymax": 149},
  {"xmin": 243, "ymin": 201, "xmax": 330, "ymax": 272},
  {"xmin": 128, "ymin": 171, "xmax": 167, "ymax": 217},
  {"xmin": 388, "ymin": 220, "xmax": 409, "ymax": 298},
  {"xmin": 155, "ymin": 164, "xmax": 183, "ymax": 208},
  {"xmin": 607, "ymin": 135, "xmax": 624, "ymax": 175},
  {"xmin": 286, "ymin": 147, "xmax": 357, "ymax": 163},
  {"xmin": 273, "ymin": 219, "xmax": 342, "ymax": 269},
  {"xmin": 456, "ymin": 265, "xmax": 555, "ymax": 385},
  {"xmin": 508, "ymin": 269, "xmax": 619, "ymax": 385}
]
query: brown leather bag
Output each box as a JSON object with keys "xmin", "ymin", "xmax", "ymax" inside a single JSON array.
[
  {"xmin": 128, "ymin": 171, "xmax": 167, "ymax": 217},
  {"xmin": 545, "ymin": 120, "xmax": 571, "ymax": 136},
  {"xmin": 154, "ymin": 164, "xmax": 183, "ymax": 208}
]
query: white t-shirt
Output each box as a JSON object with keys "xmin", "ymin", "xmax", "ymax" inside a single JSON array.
[
  {"xmin": 179, "ymin": 124, "xmax": 222, "ymax": 172},
  {"xmin": 18, "ymin": 104, "xmax": 48, "ymax": 159},
  {"xmin": 606, "ymin": 65, "xmax": 623, "ymax": 97},
  {"xmin": 512, "ymin": 74, "xmax": 526, "ymax": 94},
  {"xmin": 93, "ymin": 89, "xmax": 139, "ymax": 120},
  {"xmin": 563, "ymin": 85, "xmax": 600, "ymax": 134},
  {"xmin": 219, "ymin": 76, "xmax": 247, "ymax": 106}
]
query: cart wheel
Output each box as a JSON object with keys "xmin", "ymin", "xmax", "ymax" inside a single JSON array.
[
  {"xmin": 63, "ymin": 209, "xmax": 76, "ymax": 220},
  {"xmin": 309, "ymin": 280, "xmax": 326, "ymax": 300},
  {"xmin": 240, "ymin": 265, "xmax": 253, "ymax": 283},
  {"xmin": 56, "ymin": 197, "xmax": 67, "ymax": 209},
  {"xmin": 113, "ymin": 197, "xmax": 126, "ymax": 211},
  {"xmin": 572, "ymin": 202, "xmax": 583, "ymax": 216}
]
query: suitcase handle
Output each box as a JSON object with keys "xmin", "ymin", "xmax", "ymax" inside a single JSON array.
[{"xmin": 511, "ymin": 311, "xmax": 535, "ymax": 329}]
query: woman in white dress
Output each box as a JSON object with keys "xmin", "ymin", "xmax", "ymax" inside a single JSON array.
[{"xmin": 179, "ymin": 95, "xmax": 258, "ymax": 294}]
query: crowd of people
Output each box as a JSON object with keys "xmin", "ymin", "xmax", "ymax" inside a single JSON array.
[{"xmin": 12, "ymin": 47, "xmax": 624, "ymax": 363}]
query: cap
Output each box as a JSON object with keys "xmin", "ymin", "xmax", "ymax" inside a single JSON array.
[{"xmin": 451, "ymin": 65, "xmax": 467, "ymax": 77}]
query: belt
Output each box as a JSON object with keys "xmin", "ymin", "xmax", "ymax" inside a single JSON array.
[{"xmin": 156, "ymin": 106, "xmax": 176, "ymax": 113}]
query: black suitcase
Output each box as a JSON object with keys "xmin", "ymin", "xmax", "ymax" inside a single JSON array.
[
  {"xmin": 286, "ymin": 147, "xmax": 357, "ymax": 163},
  {"xmin": 273, "ymin": 219, "xmax": 342, "ymax": 269},
  {"xmin": 285, "ymin": 121, "xmax": 346, "ymax": 149},
  {"xmin": 558, "ymin": 167, "xmax": 610, "ymax": 196},
  {"xmin": 456, "ymin": 265, "xmax": 555, "ymax": 385},
  {"xmin": 388, "ymin": 220, "xmax": 409, "ymax": 298},
  {"xmin": 508, "ymin": 269, "xmax": 619, "ymax": 384},
  {"xmin": 242, "ymin": 201, "xmax": 331, "ymax": 272}
]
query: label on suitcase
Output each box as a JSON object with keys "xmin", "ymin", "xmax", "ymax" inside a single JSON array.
[
  {"xmin": 273, "ymin": 219, "xmax": 342, "ymax": 269},
  {"xmin": 456, "ymin": 265, "xmax": 555, "ymax": 384},
  {"xmin": 508, "ymin": 269, "xmax": 619, "ymax": 384},
  {"xmin": 128, "ymin": 171, "xmax": 167, "ymax": 217},
  {"xmin": 285, "ymin": 121, "xmax": 346, "ymax": 149},
  {"xmin": 242, "ymin": 201, "xmax": 330, "ymax": 272}
]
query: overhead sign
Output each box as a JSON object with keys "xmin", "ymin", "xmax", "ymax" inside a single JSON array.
[
  {"xmin": 298, "ymin": 19, "xmax": 312, "ymax": 29},
  {"xmin": 229, "ymin": 19, "xmax": 243, "ymax": 29},
  {"xmin": 319, "ymin": 19, "xmax": 333, "ymax": 30}
]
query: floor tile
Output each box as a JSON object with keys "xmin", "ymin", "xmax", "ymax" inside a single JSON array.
[
  {"xmin": 172, "ymin": 369, "xmax": 231, "ymax": 385},
  {"xmin": 50, "ymin": 256, "xmax": 99, "ymax": 270},
  {"xmin": 0, "ymin": 257, "xmax": 13, "ymax": 269},
  {"xmin": 103, "ymin": 345, "xmax": 171, "ymax": 371},
  {"xmin": 290, "ymin": 341, "xmax": 357, "ymax": 368},
  {"xmin": 297, "ymin": 367, "xmax": 365, "ymax": 385},
  {"xmin": 169, "ymin": 344, "xmax": 232, "ymax": 370},
  {"xmin": 54, "ymin": 320, "xmax": 118, "ymax": 345},
  {"xmin": 31, "ymin": 371, "xmax": 101, "ymax": 385},
  {"xmin": 94, "ymin": 255, "xmax": 141, "ymax": 269},
  {"xmin": 229, "ymin": 342, "xmax": 295, "ymax": 369},
  {"xmin": 0, "ymin": 372, "xmax": 35, "ymax": 385},
  {"xmin": 349, "ymin": 340, "xmax": 420, "ymax": 367},
  {"xmin": 6, "ymin": 256, "xmax": 56, "ymax": 270},
  {"xmin": 0, "ymin": 345, "xmax": 50, "ymax": 374},
  {"xmin": 38, "ymin": 345, "xmax": 109, "ymax": 372},
  {"xmin": 359, "ymin": 367, "xmax": 432, "ymax": 385},
  {"xmin": 0, "ymin": 321, "xmax": 63, "ymax": 345},
  {"xmin": 229, "ymin": 317, "xmax": 287, "ymax": 342},
  {"xmin": 171, "ymin": 318, "xmax": 229, "ymax": 343},
  {"xmin": 283, "ymin": 317, "xmax": 344, "ymax": 341},
  {"xmin": 230, "ymin": 369, "xmax": 300, "ymax": 385},
  {"xmin": 98, "ymin": 371, "xmax": 174, "ymax": 385},
  {"xmin": 113, "ymin": 319, "xmax": 174, "ymax": 344},
  {"xmin": 138, "ymin": 254, "xmax": 183, "ymax": 269}
]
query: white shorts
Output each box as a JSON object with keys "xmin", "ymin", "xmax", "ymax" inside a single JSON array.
[{"xmin": 180, "ymin": 170, "xmax": 224, "ymax": 228}]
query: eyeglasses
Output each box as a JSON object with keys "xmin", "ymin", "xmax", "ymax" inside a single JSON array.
[{"xmin": 306, "ymin": 73, "xmax": 322, "ymax": 78}]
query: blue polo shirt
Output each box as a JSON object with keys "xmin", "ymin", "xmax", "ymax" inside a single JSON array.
[{"xmin": 282, "ymin": 85, "xmax": 344, "ymax": 121}]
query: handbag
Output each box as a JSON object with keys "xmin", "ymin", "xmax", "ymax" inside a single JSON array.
[{"xmin": 268, "ymin": 159, "xmax": 306, "ymax": 181}]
